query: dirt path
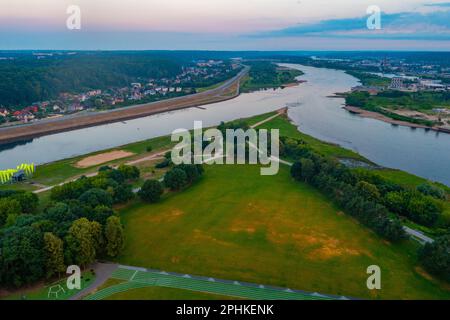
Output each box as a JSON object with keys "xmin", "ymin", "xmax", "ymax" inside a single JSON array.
[
  {"xmin": 32, "ymin": 108, "xmax": 285, "ymax": 195},
  {"xmin": 33, "ymin": 148, "xmax": 172, "ymax": 194},
  {"xmin": 126, "ymin": 149, "xmax": 169, "ymax": 165},
  {"xmin": 250, "ymin": 108, "xmax": 286, "ymax": 129}
]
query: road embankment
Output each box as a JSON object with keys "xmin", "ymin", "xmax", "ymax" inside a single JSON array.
[{"xmin": 0, "ymin": 68, "xmax": 248, "ymax": 145}]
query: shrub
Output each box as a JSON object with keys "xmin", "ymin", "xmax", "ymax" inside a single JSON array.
[
  {"xmin": 290, "ymin": 161, "xmax": 303, "ymax": 181},
  {"xmin": 0, "ymin": 198, "xmax": 22, "ymax": 227},
  {"xmin": 78, "ymin": 188, "xmax": 113, "ymax": 208},
  {"xmin": 175, "ymin": 164, "xmax": 203, "ymax": 183},
  {"xmin": 118, "ymin": 165, "xmax": 140, "ymax": 180},
  {"xmin": 356, "ymin": 181, "xmax": 381, "ymax": 201},
  {"xmin": 419, "ymin": 235, "xmax": 450, "ymax": 282},
  {"xmin": 139, "ymin": 180, "xmax": 164, "ymax": 203},
  {"xmin": 164, "ymin": 168, "xmax": 188, "ymax": 191},
  {"xmin": 155, "ymin": 158, "xmax": 171, "ymax": 169},
  {"xmin": 417, "ymin": 183, "xmax": 446, "ymax": 200},
  {"xmin": 111, "ymin": 183, "xmax": 135, "ymax": 204}
]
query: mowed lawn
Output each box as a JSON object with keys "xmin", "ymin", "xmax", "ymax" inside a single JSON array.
[{"xmin": 117, "ymin": 164, "xmax": 450, "ymax": 300}]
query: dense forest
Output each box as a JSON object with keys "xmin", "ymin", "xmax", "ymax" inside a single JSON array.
[
  {"xmin": 0, "ymin": 165, "xmax": 138, "ymax": 287},
  {"xmin": 0, "ymin": 161, "xmax": 204, "ymax": 288},
  {"xmin": 0, "ymin": 52, "xmax": 183, "ymax": 107}
]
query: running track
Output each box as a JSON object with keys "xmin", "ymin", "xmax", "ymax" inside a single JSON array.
[{"xmin": 85, "ymin": 265, "xmax": 352, "ymax": 300}]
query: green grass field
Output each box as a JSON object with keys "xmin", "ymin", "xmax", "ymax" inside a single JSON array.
[
  {"xmin": 2, "ymin": 271, "xmax": 95, "ymax": 300},
  {"xmin": 2, "ymin": 110, "xmax": 449, "ymax": 300},
  {"xmin": 259, "ymin": 114, "xmax": 450, "ymax": 230},
  {"xmin": 116, "ymin": 163, "xmax": 450, "ymax": 299},
  {"xmin": 196, "ymin": 79, "xmax": 229, "ymax": 93},
  {"xmin": 256, "ymin": 114, "xmax": 366, "ymax": 161}
]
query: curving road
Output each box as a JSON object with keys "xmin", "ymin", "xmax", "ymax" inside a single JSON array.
[{"xmin": 0, "ymin": 66, "xmax": 249, "ymax": 144}]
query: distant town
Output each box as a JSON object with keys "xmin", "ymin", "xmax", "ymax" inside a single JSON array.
[
  {"xmin": 306, "ymin": 54, "xmax": 450, "ymax": 130},
  {"xmin": 310, "ymin": 55, "xmax": 450, "ymax": 92},
  {"xmin": 350, "ymin": 58, "xmax": 450, "ymax": 93},
  {"xmin": 0, "ymin": 57, "xmax": 241, "ymax": 126}
]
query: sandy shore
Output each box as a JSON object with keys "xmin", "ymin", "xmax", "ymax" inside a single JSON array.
[{"xmin": 343, "ymin": 106, "xmax": 432, "ymax": 130}]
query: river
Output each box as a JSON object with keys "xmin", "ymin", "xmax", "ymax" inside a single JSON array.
[{"xmin": 0, "ymin": 64, "xmax": 449, "ymax": 186}]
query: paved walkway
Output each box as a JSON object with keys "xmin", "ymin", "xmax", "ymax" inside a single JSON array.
[
  {"xmin": 70, "ymin": 263, "xmax": 118, "ymax": 300},
  {"xmin": 403, "ymin": 226, "xmax": 434, "ymax": 244},
  {"xmin": 85, "ymin": 265, "xmax": 348, "ymax": 300},
  {"xmin": 249, "ymin": 109, "xmax": 286, "ymax": 129}
]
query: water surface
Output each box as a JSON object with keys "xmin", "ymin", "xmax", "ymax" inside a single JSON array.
[{"xmin": 1, "ymin": 64, "xmax": 449, "ymax": 185}]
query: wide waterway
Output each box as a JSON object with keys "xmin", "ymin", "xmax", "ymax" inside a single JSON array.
[{"xmin": 0, "ymin": 64, "xmax": 449, "ymax": 186}]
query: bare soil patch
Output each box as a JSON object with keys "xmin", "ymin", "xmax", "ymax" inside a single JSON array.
[{"xmin": 75, "ymin": 150, "xmax": 135, "ymax": 168}]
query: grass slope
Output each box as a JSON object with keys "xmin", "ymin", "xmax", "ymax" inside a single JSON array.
[{"xmin": 117, "ymin": 164, "xmax": 449, "ymax": 299}]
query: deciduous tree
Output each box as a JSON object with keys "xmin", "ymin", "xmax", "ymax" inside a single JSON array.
[
  {"xmin": 43, "ymin": 232, "xmax": 65, "ymax": 279},
  {"xmin": 139, "ymin": 180, "xmax": 164, "ymax": 203},
  {"xmin": 105, "ymin": 216, "xmax": 124, "ymax": 258}
]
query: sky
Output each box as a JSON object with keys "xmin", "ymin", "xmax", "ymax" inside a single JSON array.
[{"xmin": 0, "ymin": 0, "xmax": 450, "ymax": 50}]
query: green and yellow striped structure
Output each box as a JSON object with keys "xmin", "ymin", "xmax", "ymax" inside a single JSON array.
[{"xmin": 0, "ymin": 163, "xmax": 35, "ymax": 184}]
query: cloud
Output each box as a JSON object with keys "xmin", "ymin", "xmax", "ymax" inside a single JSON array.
[
  {"xmin": 425, "ymin": 2, "xmax": 450, "ymax": 7},
  {"xmin": 250, "ymin": 7, "xmax": 450, "ymax": 41}
]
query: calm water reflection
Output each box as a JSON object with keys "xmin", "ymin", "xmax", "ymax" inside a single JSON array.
[{"xmin": 0, "ymin": 64, "xmax": 449, "ymax": 185}]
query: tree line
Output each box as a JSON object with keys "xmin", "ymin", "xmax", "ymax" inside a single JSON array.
[
  {"xmin": 138, "ymin": 163, "xmax": 204, "ymax": 203},
  {"xmin": 0, "ymin": 165, "xmax": 139, "ymax": 288},
  {"xmin": 240, "ymin": 61, "xmax": 302, "ymax": 92},
  {"xmin": 0, "ymin": 54, "xmax": 182, "ymax": 107},
  {"xmin": 283, "ymin": 136, "xmax": 449, "ymax": 282}
]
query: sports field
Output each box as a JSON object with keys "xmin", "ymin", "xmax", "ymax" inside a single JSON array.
[
  {"xmin": 86, "ymin": 266, "xmax": 335, "ymax": 300},
  {"xmin": 116, "ymin": 163, "xmax": 450, "ymax": 299}
]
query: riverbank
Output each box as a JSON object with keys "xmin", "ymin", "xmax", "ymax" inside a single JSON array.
[
  {"xmin": 343, "ymin": 106, "xmax": 430, "ymax": 129},
  {"xmin": 1, "ymin": 63, "xmax": 449, "ymax": 186},
  {"xmin": 3, "ymin": 109, "xmax": 449, "ymax": 254},
  {"xmin": 343, "ymin": 105, "xmax": 450, "ymax": 134},
  {"xmin": 0, "ymin": 67, "xmax": 249, "ymax": 145}
]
